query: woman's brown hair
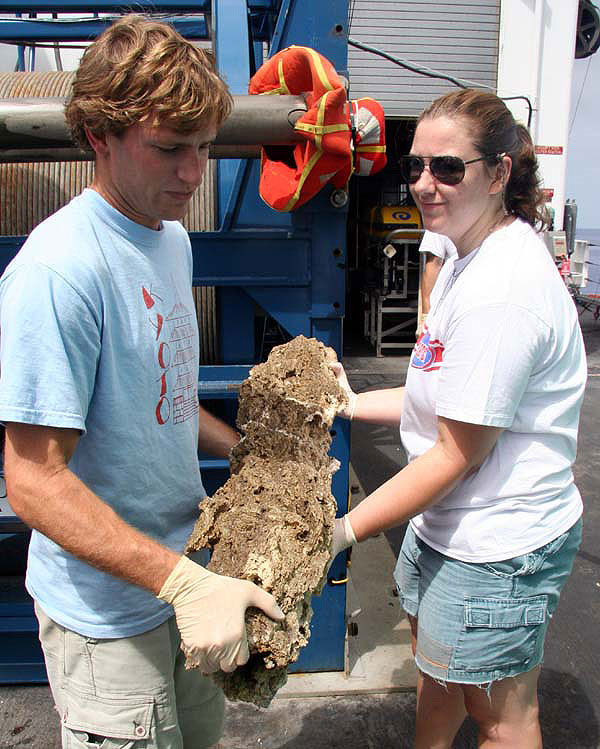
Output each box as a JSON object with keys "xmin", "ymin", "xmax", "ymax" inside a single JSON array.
[{"xmin": 419, "ymin": 89, "xmax": 550, "ymax": 229}]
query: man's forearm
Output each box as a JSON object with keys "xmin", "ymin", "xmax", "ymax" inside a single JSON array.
[
  {"xmin": 420, "ymin": 254, "xmax": 444, "ymax": 315},
  {"xmin": 198, "ymin": 403, "xmax": 240, "ymax": 458},
  {"xmin": 7, "ymin": 463, "xmax": 179, "ymax": 595}
]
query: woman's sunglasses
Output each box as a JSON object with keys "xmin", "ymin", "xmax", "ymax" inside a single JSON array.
[{"xmin": 399, "ymin": 154, "xmax": 498, "ymax": 186}]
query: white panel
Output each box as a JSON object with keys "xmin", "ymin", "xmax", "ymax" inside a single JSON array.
[
  {"xmin": 497, "ymin": 0, "xmax": 579, "ymax": 230},
  {"xmin": 347, "ymin": 0, "xmax": 501, "ymax": 118}
]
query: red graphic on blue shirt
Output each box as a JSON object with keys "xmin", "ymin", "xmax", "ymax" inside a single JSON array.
[
  {"xmin": 411, "ymin": 327, "xmax": 444, "ymax": 372},
  {"xmin": 142, "ymin": 285, "xmax": 198, "ymax": 426}
]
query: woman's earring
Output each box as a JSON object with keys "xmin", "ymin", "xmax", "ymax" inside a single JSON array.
[{"xmin": 500, "ymin": 170, "xmax": 509, "ymax": 215}]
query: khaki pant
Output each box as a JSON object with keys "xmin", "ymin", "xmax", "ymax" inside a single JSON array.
[{"xmin": 36, "ymin": 603, "xmax": 224, "ymax": 749}]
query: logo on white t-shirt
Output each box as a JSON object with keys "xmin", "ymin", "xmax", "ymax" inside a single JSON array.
[{"xmin": 411, "ymin": 328, "xmax": 444, "ymax": 372}]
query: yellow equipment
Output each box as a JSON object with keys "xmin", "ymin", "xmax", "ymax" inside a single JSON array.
[{"xmin": 367, "ymin": 204, "xmax": 422, "ymax": 241}]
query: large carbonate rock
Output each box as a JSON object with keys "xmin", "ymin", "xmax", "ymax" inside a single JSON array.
[{"xmin": 186, "ymin": 335, "xmax": 348, "ymax": 707}]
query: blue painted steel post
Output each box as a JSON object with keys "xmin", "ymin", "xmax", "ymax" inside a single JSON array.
[
  {"xmin": 268, "ymin": 0, "xmax": 349, "ymax": 72},
  {"xmin": 212, "ymin": 0, "xmax": 256, "ymax": 363},
  {"xmin": 212, "ymin": 0, "xmax": 251, "ymax": 227}
]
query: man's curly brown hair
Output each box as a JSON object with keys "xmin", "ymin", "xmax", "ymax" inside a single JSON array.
[{"xmin": 65, "ymin": 14, "xmax": 233, "ymax": 148}]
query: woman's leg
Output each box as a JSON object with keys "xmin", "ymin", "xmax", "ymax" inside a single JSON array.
[
  {"xmin": 462, "ymin": 666, "xmax": 542, "ymax": 749},
  {"xmin": 408, "ymin": 615, "xmax": 468, "ymax": 749},
  {"xmin": 410, "ymin": 609, "xmax": 541, "ymax": 749}
]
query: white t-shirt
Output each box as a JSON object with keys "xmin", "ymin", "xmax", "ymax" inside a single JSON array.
[
  {"xmin": 401, "ymin": 218, "xmax": 586, "ymax": 562},
  {"xmin": 418, "ymin": 231, "xmax": 457, "ymax": 261}
]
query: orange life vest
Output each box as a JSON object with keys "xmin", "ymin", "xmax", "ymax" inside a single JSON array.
[{"xmin": 249, "ymin": 45, "xmax": 386, "ymax": 212}]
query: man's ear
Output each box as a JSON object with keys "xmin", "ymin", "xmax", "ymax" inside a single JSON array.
[{"xmin": 84, "ymin": 126, "xmax": 109, "ymax": 158}]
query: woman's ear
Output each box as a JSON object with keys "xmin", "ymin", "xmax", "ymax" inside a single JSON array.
[{"xmin": 489, "ymin": 153, "xmax": 512, "ymax": 196}]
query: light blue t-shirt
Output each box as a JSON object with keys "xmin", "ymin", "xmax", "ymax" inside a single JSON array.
[{"xmin": 0, "ymin": 189, "xmax": 207, "ymax": 637}]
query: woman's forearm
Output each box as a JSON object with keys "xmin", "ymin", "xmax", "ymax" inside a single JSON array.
[
  {"xmin": 352, "ymin": 386, "xmax": 405, "ymax": 426},
  {"xmin": 347, "ymin": 442, "xmax": 464, "ymax": 541},
  {"xmin": 347, "ymin": 417, "xmax": 503, "ymax": 541}
]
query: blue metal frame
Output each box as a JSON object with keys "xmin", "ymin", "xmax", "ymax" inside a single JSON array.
[
  {"xmin": 0, "ymin": 0, "xmax": 352, "ymax": 681},
  {"xmin": 205, "ymin": 0, "xmax": 351, "ymax": 673}
]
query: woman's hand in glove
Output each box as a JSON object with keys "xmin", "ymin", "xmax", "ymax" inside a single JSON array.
[
  {"xmin": 331, "ymin": 514, "xmax": 357, "ymax": 560},
  {"xmin": 158, "ymin": 556, "xmax": 284, "ymax": 674},
  {"xmin": 329, "ymin": 361, "xmax": 358, "ymax": 420}
]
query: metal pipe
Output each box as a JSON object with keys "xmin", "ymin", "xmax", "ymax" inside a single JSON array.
[
  {"xmin": 0, "ymin": 144, "xmax": 262, "ymax": 162},
  {"xmin": 219, "ymin": 94, "xmax": 306, "ymax": 145},
  {"xmin": 0, "ymin": 94, "xmax": 306, "ymax": 158}
]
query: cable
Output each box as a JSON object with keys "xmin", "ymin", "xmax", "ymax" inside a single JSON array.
[
  {"xmin": 348, "ymin": 0, "xmax": 356, "ymax": 33},
  {"xmin": 348, "ymin": 37, "xmax": 534, "ymax": 128},
  {"xmin": 348, "ymin": 37, "xmax": 484, "ymax": 87},
  {"xmin": 53, "ymin": 43, "xmax": 63, "ymax": 71},
  {"xmin": 52, "ymin": 13, "xmax": 63, "ymax": 72},
  {"xmin": 497, "ymin": 96, "xmax": 533, "ymax": 129},
  {"xmin": 570, "ymin": 56, "xmax": 592, "ymax": 134}
]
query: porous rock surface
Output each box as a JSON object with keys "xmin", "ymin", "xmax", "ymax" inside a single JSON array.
[{"xmin": 186, "ymin": 335, "xmax": 348, "ymax": 707}]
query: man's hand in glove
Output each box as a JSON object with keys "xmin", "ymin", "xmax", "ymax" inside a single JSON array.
[{"xmin": 158, "ymin": 556, "xmax": 284, "ymax": 674}]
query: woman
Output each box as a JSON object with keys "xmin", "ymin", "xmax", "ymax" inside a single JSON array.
[{"xmin": 331, "ymin": 89, "xmax": 586, "ymax": 748}]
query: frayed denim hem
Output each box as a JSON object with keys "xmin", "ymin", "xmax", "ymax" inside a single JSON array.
[{"xmin": 414, "ymin": 657, "xmax": 542, "ymax": 700}]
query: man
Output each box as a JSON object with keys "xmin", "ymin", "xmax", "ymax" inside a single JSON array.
[
  {"xmin": 0, "ymin": 15, "xmax": 283, "ymax": 749},
  {"xmin": 417, "ymin": 230, "xmax": 457, "ymax": 335}
]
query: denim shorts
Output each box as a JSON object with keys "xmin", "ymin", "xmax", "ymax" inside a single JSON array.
[
  {"xmin": 394, "ymin": 518, "xmax": 582, "ymax": 686},
  {"xmin": 36, "ymin": 603, "xmax": 224, "ymax": 749}
]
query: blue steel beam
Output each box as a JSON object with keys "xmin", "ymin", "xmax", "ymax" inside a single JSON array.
[
  {"xmin": 207, "ymin": 0, "xmax": 350, "ymax": 367},
  {"xmin": 212, "ymin": 0, "xmax": 252, "ymax": 228},
  {"xmin": 190, "ymin": 233, "xmax": 309, "ymax": 285},
  {"xmin": 0, "ymin": 233, "xmax": 312, "ymax": 282},
  {"xmin": 0, "ymin": 1, "xmax": 280, "ymax": 41},
  {"xmin": 212, "ymin": 0, "xmax": 255, "ymax": 363},
  {"xmin": 241, "ymin": 185, "xmax": 347, "ymax": 353},
  {"xmin": 267, "ymin": 0, "xmax": 291, "ymax": 56},
  {"xmin": 230, "ymin": 161, "xmax": 292, "ymax": 229},
  {"xmin": 0, "ymin": 0, "xmax": 280, "ymax": 9},
  {"xmin": 1, "ymin": 229, "xmax": 343, "ymax": 296},
  {"xmin": 0, "ymin": 14, "xmax": 281, "ymax": 44},
  {"xmin": 0, "ymin": 17, "xmax": 209, "ymax": 42},
  {"xmin": 0, "ymin": 0, "xmax": 206, "ymax": 9}
]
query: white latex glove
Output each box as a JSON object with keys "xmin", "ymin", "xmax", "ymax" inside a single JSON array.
[
  {"xmin": 331, "ymin": 514, "xmax": 357, "ymax": 560},
  {"xmin": 158, "ymin": 556, "xmax": 284, "ymax": 674},
  {"xmin": 329, "ymin": 361, "xmax": 358, "ymax": 420}
]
